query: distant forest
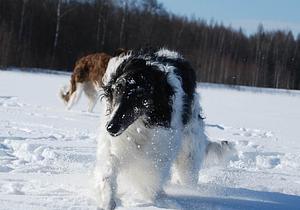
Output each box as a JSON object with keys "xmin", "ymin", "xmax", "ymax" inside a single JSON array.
[{"xmin": 1, "ymin": 0, "xmax": 300, "ymax": 89}]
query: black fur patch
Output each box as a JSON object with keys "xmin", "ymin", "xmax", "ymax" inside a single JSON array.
[{"xmin": 154, "ymin": 56, "xmax": 196, "ymax": 124}]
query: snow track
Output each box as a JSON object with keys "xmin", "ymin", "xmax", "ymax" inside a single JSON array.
[{"xmin": 0, "ymin": 70, "xmax": 300, "ymax": 209}]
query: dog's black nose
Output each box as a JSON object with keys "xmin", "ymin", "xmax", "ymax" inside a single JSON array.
[{"xmin": 106, "ymin": 122, "xmax": 121, "ymax": 136}]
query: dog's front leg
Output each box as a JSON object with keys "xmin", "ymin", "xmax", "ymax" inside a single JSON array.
[{"xmin": 95, "ymin": 142, "xmax": 119, "ymax": 210}]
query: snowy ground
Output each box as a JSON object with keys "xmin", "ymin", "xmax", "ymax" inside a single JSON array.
[{"xmin": 0, "ymin": 69, "xmax": 300, "ymax": 210}]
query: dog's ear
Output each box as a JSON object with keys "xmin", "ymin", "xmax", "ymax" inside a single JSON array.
[{"xmin": 114, "ymin": 48, "xmax": 127, "ymax": 57}]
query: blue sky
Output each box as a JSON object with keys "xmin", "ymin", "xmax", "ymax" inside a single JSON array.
[{"xmin": 158, "ymin": 0, "xmax": 300, "ymax": 37}]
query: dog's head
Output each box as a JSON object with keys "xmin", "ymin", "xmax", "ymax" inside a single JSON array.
[
  {"xmin": 103, "ymin": 59, "xmax": 153, "ymax": 136},
  {"xmin": 103, "ymin": 58, "xmax": 172, "ymax": 137}
]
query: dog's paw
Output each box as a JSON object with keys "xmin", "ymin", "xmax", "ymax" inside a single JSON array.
[
  {"xmin": 108, "ymin": 199, "xmax": 116, "ymax": 210},
  {"xmin": 221, "ymin": 140, "xmax": 236, "ymax": 153},
  {"xmin": 203, "ymin": 140, "xmax": 238, "ymax": 167}
]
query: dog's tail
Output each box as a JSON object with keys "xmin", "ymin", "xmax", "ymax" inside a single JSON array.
[
  {"xmin": 203, "ymin": 140, "xmax": 237, "ymax": 167},
  {"xmin": 60, "ymin": 74, "xmax": 77, "ymax": 105}
]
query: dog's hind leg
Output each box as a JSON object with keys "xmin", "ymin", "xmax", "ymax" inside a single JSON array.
[
  {"xmin": 88, "ymin": 95, "xmax": 99, "ymax": 112},
  {"xmin": 171, "ymin": 134, "xmax": 201, "ymax": 186},
  {"xmin": 66, "ymin": 83, "xmax": 83, "ymax": 110},
  {"xmin": 203, "ymin": 140, "xmax": 236, "ymax": 167},
  {"xmin": 83, "ymin": 82, "xmax": 99, "ymax": 112},
  {"xmin": 171, "ymin": 119, "xmax": 209, "ymax": 186}
]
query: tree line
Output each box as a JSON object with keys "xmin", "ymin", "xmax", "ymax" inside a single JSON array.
[{"xmin": 1, "ymin": 0, "xmax": 300, "ymax": 89}]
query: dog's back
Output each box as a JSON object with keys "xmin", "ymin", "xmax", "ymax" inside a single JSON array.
[{"xmin": 73, "ymin": 53, "xmax": 111, "ymax": 85}]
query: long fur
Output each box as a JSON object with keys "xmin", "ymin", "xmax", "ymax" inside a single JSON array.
[{"xmin": 95, "ymin": 48, "xmax": 231, "ymax": 210}]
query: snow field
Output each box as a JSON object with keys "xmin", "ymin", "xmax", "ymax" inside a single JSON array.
[{"xmin": 0, "ymin": 70, "xmax": 300, "ymax": 209}]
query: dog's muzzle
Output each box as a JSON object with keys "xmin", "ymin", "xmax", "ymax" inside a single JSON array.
[{"xmin": 106, "ymin": 122, "xmax": 124, "ymax": 137}]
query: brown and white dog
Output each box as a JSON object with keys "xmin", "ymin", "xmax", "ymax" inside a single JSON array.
[{"xmin": 60, "ymin": 53, "xmax": 112, "ymax": 112}]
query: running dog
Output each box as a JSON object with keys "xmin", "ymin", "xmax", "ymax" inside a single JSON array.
[
  {"xmin": 95, "ymin": 48, "xmax": 231, "ymax": 210},
  {"xmin": 60, "ymin": 53, "xmax": 111, "ymax": 112}
]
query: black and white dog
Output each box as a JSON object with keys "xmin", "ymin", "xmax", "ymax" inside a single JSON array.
[{"xmin": 95, "ymin": 49, "xmax": 228, "ymax": 210}]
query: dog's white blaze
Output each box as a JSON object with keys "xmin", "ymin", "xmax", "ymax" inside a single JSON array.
[
  {"xmin": 152, "ymin": 63, "xmax": 185, "ymax": 129},
  {"xmin": 147, "ymin": 49, "xmax": 185, "ymax": 129},
  {"xmin": 103, "ymin": 53, "xmax": 132, "ymax": 85}
]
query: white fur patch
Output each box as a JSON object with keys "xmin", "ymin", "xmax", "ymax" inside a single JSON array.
[
  {"xmin": 155, "ymin": 48, "xmax": 182, "ymax": 60},
  {"xmin": 156, "ymin": 64, "xmax": 184, "ymax": 129},
  {"xmin": 145, "ymin": 59, "xmax": 185, "ymax": 129},
  {"xmin": 96, "ymin": 116, "xmax": 181, "ymax": 206},
  {"xmin": 103, "ymin": 53, "xmax": 132, "ymax": 85}
]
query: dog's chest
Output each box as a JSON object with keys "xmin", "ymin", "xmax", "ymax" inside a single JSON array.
[{"xmin": 110, "ymin": 124, "xmax": 181, "ymax": 164}]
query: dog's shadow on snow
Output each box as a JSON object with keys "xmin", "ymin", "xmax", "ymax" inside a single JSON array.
[{"xmin": 156, "ymin": 185, "xmax": 300, "ymax": 210}]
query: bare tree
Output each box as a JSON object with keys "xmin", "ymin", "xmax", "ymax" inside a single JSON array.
[
  {"xmin": 119, "ymin": 0, "xmax": 128, "ymax": 47},
  {"xmin": 18, "ymin": 0, "xmax": 28, "ymax": 42},
  {"xmin": 96, "ymin": 0, "xmax": 103, "ymax": 50},
  {"xmin": 51, "ymin": 0, "xmax": 62, "ymax": 66}
]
